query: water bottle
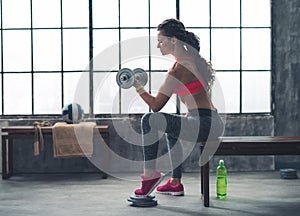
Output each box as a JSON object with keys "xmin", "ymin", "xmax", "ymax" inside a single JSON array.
[{"xmin": 216, "ymin": 159, "xmax": 227, "ymax": 199}]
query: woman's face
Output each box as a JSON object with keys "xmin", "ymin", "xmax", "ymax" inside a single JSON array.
[{"xmin": 157, "ymin": 30, "xmax": 174, "ymax": 56}]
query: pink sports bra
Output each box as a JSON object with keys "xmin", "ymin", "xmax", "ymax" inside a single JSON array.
[
  {"xmin": 173, "ymin": 56, "xmax": 205, "ymax": 97},
  {"xmin": 173, "ymin": 79, "xmax": 205, "ymax": 97}
]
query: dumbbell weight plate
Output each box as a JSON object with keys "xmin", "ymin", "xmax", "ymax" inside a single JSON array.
[
  {"xmin": 116, "ymin": 68, "xmax": 135, "ymax": 89},
  {"xmin": 133, "ymin": 68, "xmax": 148, "ymax": 87}
]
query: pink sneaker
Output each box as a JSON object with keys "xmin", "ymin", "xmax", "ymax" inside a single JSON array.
[
  {"xmin": 156, "ymin": 179, "xmax": 184, "ymax": 196},
  {"xmin": 134, "ymin": 171, "xmax": 163, "ymax": 196}
]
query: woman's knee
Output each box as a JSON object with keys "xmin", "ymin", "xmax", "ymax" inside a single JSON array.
[
  {"xmin": 141, "ymin": 113, "xmax": 154, "ymax": 134},
  {"xmin": 141, "ymin": 112, "xmax": 167, "ymax": 133},
  {"xmin": 141, "ymin": 112, "xmax": 164, "ymax": 125},
  {"xmin": 141, "ymin": 113, "xmax": 152, "ymax": 130},
  {"xmin": 141, "ymin": 112, "xmax": 152, "ymax": 124}
]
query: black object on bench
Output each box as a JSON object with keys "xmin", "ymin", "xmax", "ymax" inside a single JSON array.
[{"xmin": 200, "ymin": 136, "xmax": 300, "ymax": 207}]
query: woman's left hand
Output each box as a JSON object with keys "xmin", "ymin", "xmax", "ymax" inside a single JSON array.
[{"xmin": 133, "ymin": 78, "xmax": 141, "ymax": 88}]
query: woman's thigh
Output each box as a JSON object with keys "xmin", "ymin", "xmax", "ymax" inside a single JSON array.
[{"xmin": 142, "ymin": 112, "xmax": 203, "ymax": 142}]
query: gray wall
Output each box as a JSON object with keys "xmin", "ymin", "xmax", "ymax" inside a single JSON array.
[
  {"xmin": 272, "ymin": 0, "xmax": 300, "ymax": 169},
  {"xmin": 0, "ymin": 0, "xmax": 299, "ymax": 174}
]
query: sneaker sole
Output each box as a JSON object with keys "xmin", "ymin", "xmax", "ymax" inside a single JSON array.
[
  {"xmin": 156, "ymin": 191, "xmax": 184, "ymax": 196},
  {"xmin": 134, "ymin": 173, "xmax": 165, "ymax": 197},
  {"xmin": 145, "ymin": 174, "xmax": 165, "ymax": 196}
]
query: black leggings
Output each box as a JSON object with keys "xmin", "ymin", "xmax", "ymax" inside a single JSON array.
[{"xmin": 141, "ymin": 109, "xmax": 224, "ymax": 178}]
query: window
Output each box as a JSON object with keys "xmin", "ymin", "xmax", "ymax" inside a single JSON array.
[
  {"xmin": 180, "ymin": 0, "xmax": 271, "ymax": 113},
  {"xmin": 0, "ymin": 0, "xmax": 271, "ymax": 115}
]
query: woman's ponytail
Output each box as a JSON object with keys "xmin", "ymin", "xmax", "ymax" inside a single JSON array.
[
  {"xmin": 184, "ymin": 31, "xmax": 200, "ymax": 52},
  {"xmin": 184, "ymin": 31, "xmax": 215, "ymax": 93}
]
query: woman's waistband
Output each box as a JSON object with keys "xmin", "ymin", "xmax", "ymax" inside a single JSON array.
[{"xmin": 187, "ymin": 108, "xmax": 219, "ymax": 117}]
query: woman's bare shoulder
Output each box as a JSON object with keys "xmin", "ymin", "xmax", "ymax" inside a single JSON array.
[{"xmin": 168, "ymin": 62, "xmax": 188, "ymax": 77}]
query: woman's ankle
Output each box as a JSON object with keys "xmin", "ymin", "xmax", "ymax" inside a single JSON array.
[
  {"xmin": 144, "ymin": 169, "xmax": 159, "ymax": 179},
  {"xmin": 170, "ymin": 178, "xmax": 181, "ymax": 185}
]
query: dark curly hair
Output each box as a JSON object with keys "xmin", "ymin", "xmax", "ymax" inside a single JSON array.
[{"xmin": 157, "ymin": 18, "xmax": 215, "ymax": 92}]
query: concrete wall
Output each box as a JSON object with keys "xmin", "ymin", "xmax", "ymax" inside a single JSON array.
[
  {"xmin": 272, "ymin": 0, "xmax": 300, "ymax": 169},
  {"xmin": 0, "ymin": 0, "xmax": 299, "ymax": 174}
]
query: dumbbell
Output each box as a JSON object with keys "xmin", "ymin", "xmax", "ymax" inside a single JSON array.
[{"xmin": 116, "ymin": 68, "xmax": 148, "ymax": 89}]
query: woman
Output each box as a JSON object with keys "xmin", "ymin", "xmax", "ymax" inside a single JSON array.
[{"xmin": 133, "ymin": 18, "xmax": 224, "ymax": 197}]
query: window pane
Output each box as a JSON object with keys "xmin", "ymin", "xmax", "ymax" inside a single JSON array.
[
  {"xmin": 0, "ymin": 76, "xmax": 2, "ymax": 115},
  {"xmin": 33, "ymin": 30, "xmax": 61, "ymax": 71},
  {"xmin": 94, "ymin": 72, "xmax": 119, "ymax": 114},
  {"xmin": 188, "ymin": 28, "xmax": 211, "ymax": 60},
  {"xmin": 242, "ymin": 29, "xmax": 271, "ymax": 70},
  {"xmin": 64, "ymin": 72, "xmax": 89, "ymax": 113},
  {"xmin": 62, "ymin": 0, "xmax": 89, "ymax": 27},
  {"xmin": 180, "ymin": 100, "xmax": 188, "ymax": 114},
  {"xmin": 34, "ymin": 73, "xmax": 61, "ymax": 114},
  {"xmin": 32, "ymin": 0, "xmax": 61, "ymax": 28},
  {"xmin": 211, "ymin": 29, "xmax": 240, "ymax": 70},
  {"xmin": 212, "ymin": 72, "xmax": 240, "ymax": 113},
  {"xmin": 150, "ymin": 0, "xmax": 176, "ymax": 27},
  {"xmin": 3, "ymin": 30, "xmax": 31, "ymax": 72},
  {"xmin": 120, "ymin": 30, "xmax": 149, "ymax": 69},
  {"xmin": 4, "ymin": 74, "xmax": 32, "ymax": 114},
  {"xmin": 120, "ymin": 0, "xmax": 148, "ymax": 27},
  {"xmin": 211, "ymin": 0, "xmax": 240, "ymax": 27},
  {"xmin": 63, "ymin": 29, "xmax": 89, "ymax": 71},
  {"xmin": 2, "ymin": 0, "xmax": 31, "ymax": 28},
  {"xmin": 151, "ymin": 56, "xmax": 175, "ymax": 71},
  {"xmin": 242, "ymin": 0, "xmax": 271, "ymax": 27},
  {"xmin": 93, "ymin": 29, "xmax": 119, "ymax": 71},
  {"xmin": 93, "ymin": 0, "xmax": 119, "ymax": 28},
  {"xmin": 152, "ymin": 72, "xmax": 176, "ymax": 113},
  {"xmin": 242, "ymin": 72, "xmax": 271, "ymax": 113},
  {"xmin": 180, "ymin": 0, "xmax": 209, "ymax": 27},
  {"xmin": 121, "ymin": 89, "xmax": 148, "ymax": 113},
  {"xmin": 0, "ymin": 33, "xmax": 2, "ymax": 72}
]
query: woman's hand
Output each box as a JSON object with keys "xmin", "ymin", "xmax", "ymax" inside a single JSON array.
[{"xmin": 133, "ymin": 78, "xmax": 141, "ymax": 88}]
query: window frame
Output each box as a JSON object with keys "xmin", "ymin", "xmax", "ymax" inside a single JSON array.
[{"xmin": 0, "ymin": 0, "xmax": 272, "ymax": 117}]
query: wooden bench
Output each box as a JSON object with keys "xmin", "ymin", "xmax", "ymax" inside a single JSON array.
[
  {"xmin": 1, "ymin": 125, "xmax": 109, "ymax": 180},
  {"xmin": 200, "ymin": 136, "xmax": 300, "ymax": 207}
]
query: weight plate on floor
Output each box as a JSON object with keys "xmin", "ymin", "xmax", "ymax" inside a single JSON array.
[
  {"xmin": 280, "ymin": 169, "xmax": 298, "ymax": 179},
  {"xmin": 127, "ymin": 195, "xmax": 158, "ymax": 207}
]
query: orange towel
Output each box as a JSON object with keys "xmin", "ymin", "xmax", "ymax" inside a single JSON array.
[{"xmin": 52, "ymin": 122, "xmax": 96, "ymax": 158}]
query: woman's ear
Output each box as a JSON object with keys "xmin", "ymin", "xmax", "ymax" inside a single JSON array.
[{"xmin": 171, "ymin": 37, "xmax": 177, "ymax": 44}]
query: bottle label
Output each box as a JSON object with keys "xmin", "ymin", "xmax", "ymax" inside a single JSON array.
[{"xmin": 217, "ymin": 176, "xmax": 227, "ymax": 196}]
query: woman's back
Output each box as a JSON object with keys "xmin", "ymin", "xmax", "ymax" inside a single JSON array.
[{"xmin": 171, "ymin": 58, "xmax": 216, "ymax": 111}]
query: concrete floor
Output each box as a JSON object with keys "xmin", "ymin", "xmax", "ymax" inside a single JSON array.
[{"xmin": 0, "ymin": 171, "xmax": 299, "ymax": 216}]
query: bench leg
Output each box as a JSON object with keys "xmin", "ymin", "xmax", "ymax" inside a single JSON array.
[
  {"xmin": 102, "ymin": 135, "xmax": 109, "ymax": 179},
  {"xmin": 200, "ymin": 144, "xmax": 210, "ymax": 207},
  {"xmin": 2, "ymin": 135, "xmax": 13, "ymax": 179},
  {"xmin": 203, "ymin": 159, "xmax": 210, "ymax": 207},
  {"xmin": 2, "ymin": 136, "xmax": 8, "ymax": 179},
  {"xmin": 8, "ymin": 137, "xmax": 13, "ymax": 178},
  {"xmin": 200, "ymin": 145, "xmax": 204, "ymax": 195}
]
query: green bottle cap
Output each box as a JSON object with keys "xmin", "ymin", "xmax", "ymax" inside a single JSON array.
[{"xmin": 219, "ymin": 160, "xmax": 224, "ymax": 166}]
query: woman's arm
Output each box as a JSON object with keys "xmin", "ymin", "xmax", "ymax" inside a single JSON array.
[{"xmin": 134, "ymin": 69, "xmax": 180, "ymax": 112}]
